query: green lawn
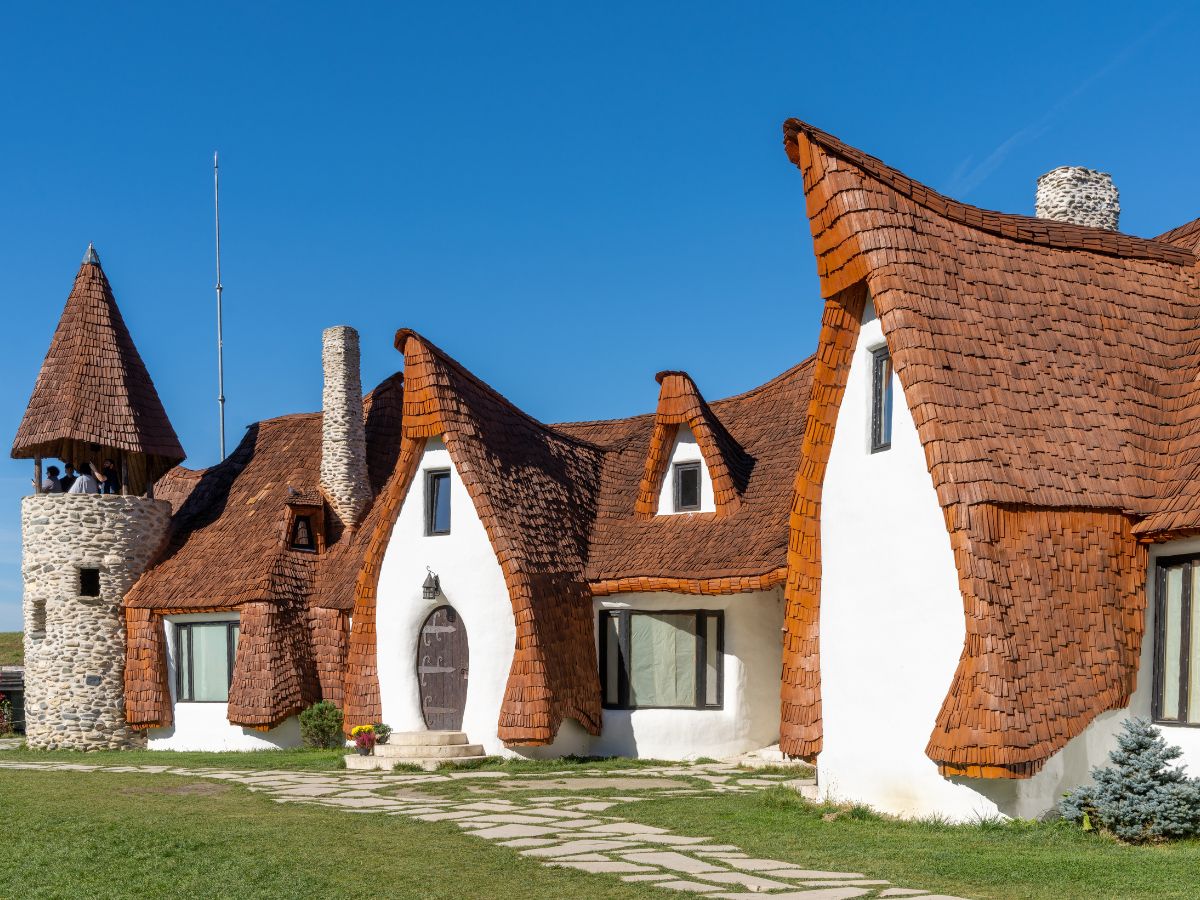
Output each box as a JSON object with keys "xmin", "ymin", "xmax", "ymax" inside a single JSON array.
[
  {"xmin": 0, "ymin": 769, "xmax": 658, "ymax": 900},
  {"xmin": 0, "ymin": 631, "xmax": 22, "ymax": 666},
  {"xmin": 0, "ymin": 745, "xmax": 348, "ymax": 771}
]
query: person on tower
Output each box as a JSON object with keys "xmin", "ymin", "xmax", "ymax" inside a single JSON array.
[
  {"xmin": 95, "ymin": 458, "xmax": 121, "ymax": 495},
  {"xmin": 67, "ymin": 462, "xmax": 100, "ymax": 494},
  {"xmin": 34, "ymin": 464, "xmax": 62, "ymax": 493},
  {"xmin": 57, "ymin": 463, "xmax": 78, "ymax": 492}
]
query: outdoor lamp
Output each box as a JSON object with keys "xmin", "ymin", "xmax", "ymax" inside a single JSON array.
[{"xmin": 422, "ymin": 569, "xmax": 440, "ymax": 600}]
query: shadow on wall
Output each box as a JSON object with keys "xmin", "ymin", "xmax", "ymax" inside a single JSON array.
[{"xmin": 511, "ymin": 714, "xmax": 637, "ymax": 761}]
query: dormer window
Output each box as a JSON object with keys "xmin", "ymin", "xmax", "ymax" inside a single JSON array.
[
  {"xmin": 870, "ymin": 345, "xmax": 893, "ymax": 453},
  {"xmin": 425, "ymin": 470, "xmax": 451, "ymax": 535},
  {"xmin": 289, "ymin": 515, "xmax": 316, "ymax": 552},
  {"xmin": 673, "ymin": 462, "xmax": 702, "ymax": 512}
]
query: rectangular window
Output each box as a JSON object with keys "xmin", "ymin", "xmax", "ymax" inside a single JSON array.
[
  {"xmin": 176, "ymin": 621, "xmax": 240, "ymax": 703},
  {"xmin": 289, "ymin": 515, "xmax": 316, "ymax": 552},
  {"xmin": 870, "ymin": 345, "xmax": 893, "ymax": 453},
  {"xmin": 425, "ymin": 470, "xmax": 451, "ymax": 535},
  {"xmin": 673, "ymin": 462, "xmax": 702, "ymax": 512},
  {"xmin": 79, "ymin": 567, "xmax": 101, "ymax": 597},
  {"xmin": 1154, "ymin": 556, "xmax": 1200, "ymax": 725},
  {"xmin": 598, "ymin": 610, "xmax": 723, "ymax": 710}
]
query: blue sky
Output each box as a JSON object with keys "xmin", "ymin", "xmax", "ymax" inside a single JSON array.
[{"xmin": 2, "ymin": 3, "xmax": 1197, "ymax": 630}]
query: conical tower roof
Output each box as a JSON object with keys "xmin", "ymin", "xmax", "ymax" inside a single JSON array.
[{"xmin": 11, "ymin": 246, "xmax": 185, "ymax": 484}]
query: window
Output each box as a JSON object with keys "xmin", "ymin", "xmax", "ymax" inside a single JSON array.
[
  {"xmin": 289, "ymin": 515, "xmax": 316, "ymax": 552},
  {"xmin": 79, "ymin": 567, "xmax": 100, "ymax": 597},
  {"xmin": 870, "ymin": 345, "xmax": 893, "ymax": 453},
  {"xmin": 1153, "ymin": 555, "xmax": 1200, "ymax": 726},
  {"xmin": 599, "ymin": 610, "xmax": 723, "ymax": 710},
  {"xmin": 425, "ymin": 470, "xmax": 451, "ymax": 535},
  {"xmin": 176, "ymin": 621, "xmax": 240, "ymax": 703},
  {"xmin": 673, "ymin": 462, "xmax": 702, "ymax": 512}
]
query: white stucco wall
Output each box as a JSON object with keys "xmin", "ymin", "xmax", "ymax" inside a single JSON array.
[
  {"xmin": 582, "ymin": 589, "xmax": 784, "ymax": 760},
  {"xmin": 375, "ymin": 436, "xmax": 517, "ymax": 755},
  {"xmin": 656, "ymin": 427, "xmax": 715, "ymax": 515},
  {"xmin": 148, "ymin": 611, "xmax": 301, "ymax": 751},
  {"xmin": 819, "ymin": 301, "xmax": 1200, "ymax": 820}
]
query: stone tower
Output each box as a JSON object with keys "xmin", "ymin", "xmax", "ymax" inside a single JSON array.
[
  {"xmin": 11, "ymin": 245, "xmax": 185, "ymax": 750},
  {"xmin": 1034, "ymin": 166, "xmax": 1120, "ymax": 231}
]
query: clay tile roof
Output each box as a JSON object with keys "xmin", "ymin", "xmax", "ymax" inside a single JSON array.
[
  {"xmin": 11, "ymin": 249, "xmax": 185, "ymax": 480},
  {"xmin": 781, "ymin": 117, "xmax": 1200, "ymax": 776},
  {"xmin": 1155, "ymin": 216, "xmax": 1200, "ymax": 254}
]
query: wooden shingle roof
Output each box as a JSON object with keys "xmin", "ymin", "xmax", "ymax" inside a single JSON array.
[{"xmin": 11, "ymin": 247, "xmax": 184, "ymax": 481}]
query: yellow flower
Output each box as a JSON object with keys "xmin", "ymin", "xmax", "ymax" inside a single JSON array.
[{"xmin": 351, "ymin": 725, "xmax": 375, "ymax": 737}]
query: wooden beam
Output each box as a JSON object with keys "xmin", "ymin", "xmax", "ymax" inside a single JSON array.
[{"xmin": 33, "ymin": 457, "xmax": 42, "ymax": 494}]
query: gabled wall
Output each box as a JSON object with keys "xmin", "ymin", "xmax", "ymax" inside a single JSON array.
[
  {"xmin": 375, "ymin": 437, "xmax": 516, "ymax": 754},
  {"xmin": 655, "ymin": 427, "xmax": 716, "ymax": 515}
]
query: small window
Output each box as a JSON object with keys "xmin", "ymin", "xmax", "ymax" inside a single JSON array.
[
  {"xmin": 599, "ymin": 610, "xmax": 723, "ymax": 710},
  {"xmin": 870, "ymin": 346, "xmax": 893, "ymax": 453},
  {"xmin": 289, "ymin": 515, "xmax": 316, "ymax": 552},
  {"xmin": 1153, "ymin": 555, "xmax": 1200, "ymax": 725},
  {"xmin": 673, "ymin": 462, "xmax": 702, "ymax": 512},
  {"xmin": 176, "ymin": 621, "xmax": 240, "ymax": 703},
  {"xmin": 425, "ymin": 470, "xmax": 451, "ymax": 535},
  {"xmin": 79, "ymin": 567, "xmax": 101, "ymax": 597}
]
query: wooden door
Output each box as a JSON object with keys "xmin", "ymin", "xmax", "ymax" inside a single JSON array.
[{"xmin": 417, "ymin": 605, "xmax": 469, "ymax": 731}]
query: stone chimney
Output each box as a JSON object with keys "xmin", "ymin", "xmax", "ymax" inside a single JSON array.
[
  {"xmin": 320, "ymin": 326, "xmax": 370, "ymax": 526},
  {"xmin": 1034, "ymin": 166, "xmax": 1120, "ymax": 231}
]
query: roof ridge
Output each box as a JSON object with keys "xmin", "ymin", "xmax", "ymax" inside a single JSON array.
[{"xmin": 783, "ymin": 118, "xmax": 1195, "ymax": 266}]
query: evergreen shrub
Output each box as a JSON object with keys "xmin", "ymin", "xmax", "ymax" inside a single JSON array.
[
  {"xmin": 299, "ymin": 701, "xmax": 345, "ymax": 749},
  {"xmin": 1060, "ymin": 717, "xmax": 1200, "ymax": 843}
]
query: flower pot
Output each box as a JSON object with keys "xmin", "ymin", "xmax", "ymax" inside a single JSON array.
[{"xmin": 356, "ymin": 746, "xmax": 372, "ymax": 756}]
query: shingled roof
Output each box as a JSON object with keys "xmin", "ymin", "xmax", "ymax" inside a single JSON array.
[
  {"xmin": 12, "ymin": 247, "xmax": 184, "ymax": 485},
  {"xmin": 781, "ymin": 117, "xmax": 1200, "ymax": 776}
]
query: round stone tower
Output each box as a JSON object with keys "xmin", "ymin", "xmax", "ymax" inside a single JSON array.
[
  {"xmin": 1034, "ymin": 166, "xmax": 1120, "ymax": 231},
  {"xmin": 11, "ymin": 245, "xmax": 185, "ymax": 750}
]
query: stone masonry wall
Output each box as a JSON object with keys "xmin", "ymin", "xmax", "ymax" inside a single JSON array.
[
  {"xmin": 1034, "ymin": 166, "xmax": 1120, "ymax": 231},
  {"xmin": 320, "ymin": 325, "xmax": 370, "ymax": 527},
  {"xmin": 22, "ymin": 494, "xmax": 170, "ymax": 750}
]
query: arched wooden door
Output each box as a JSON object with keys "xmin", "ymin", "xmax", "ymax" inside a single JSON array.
[{"xmin": 417, "ymin": 605, "xmax": 469, "ymax": 731}]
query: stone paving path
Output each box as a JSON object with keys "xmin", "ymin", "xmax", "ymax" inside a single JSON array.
[{"xmin": 1, "ymin": 760, "xmax": 969, "ymax": 899}]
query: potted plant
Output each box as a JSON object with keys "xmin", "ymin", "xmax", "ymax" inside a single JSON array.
[
  {"xmin": 351, "ymin": 724, "xmax": 376, "ymax": 756},
  {"xmin": 373, "ymin": 723, "xmax": 392, "ymax": 745}
]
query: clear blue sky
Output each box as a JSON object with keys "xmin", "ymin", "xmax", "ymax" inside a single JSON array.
[{"xmin": 2, "ymin": 3, "xmax": 1197, "ymax": 630}]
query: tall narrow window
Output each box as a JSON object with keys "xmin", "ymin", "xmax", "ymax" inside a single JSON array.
[
  {"xmin": 673, "ymin": 462, "xmax": 701, "ymax": 512},
  {"xmin": 1154, "ymin": 555, "xmax": 1200, "ymax": 725},
  {"xmin": 870, "ymin": 346, "xmax": 893, "ymax": 453},
  {"xmin": 176, "ymin": 621, "xmax": 240, "ymax": 703},
  {"xmin": 599, "ymin": 610, "xmax": 723, "ymax": 710},
  {"xmin": 289, "ymin": 515, "xmax": 316, "ymax": 552},
  {"xmin": 425, "ymin": 470, "xmax": 451, "ymax": 535}
]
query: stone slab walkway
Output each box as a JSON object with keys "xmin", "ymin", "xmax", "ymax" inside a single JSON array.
[{"xmin": 1, "ymin": 760, "xmax": 970, "ymax": 899}]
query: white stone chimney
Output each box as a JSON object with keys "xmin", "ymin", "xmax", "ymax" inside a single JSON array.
[
  {"xmin": 1034, "ymin": 166, "xmax": 1120, "ymax": 231},
  {"xmin": 320, "ymin": 325, "xmax": 370, "ymax": 526}
]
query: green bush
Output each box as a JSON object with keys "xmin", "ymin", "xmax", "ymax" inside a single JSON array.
[
  {"xmin": 1060, "ymin": 717, "xmax": 1200, "ymax": 843},
  {"xmin": 372, "ymin": 722, "xmax": 392, "ymax": 744},
  {"xmin": 299, "ymin": 701, "xmax": 344, "ymax": 749}
]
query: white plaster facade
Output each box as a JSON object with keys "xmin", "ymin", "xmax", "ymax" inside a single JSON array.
[
  {"xmin": 374, "ymin": 436, "xmax": 517, "ymax": 755},
  {"xmin": 656, "ymin": 427, "xmax": 716, "ymax": 515},
  {"xmin": 819, "ymin": 301, "xmax": 1200, "ymax": 820},
  {"xmin": 585, "ymin": 589, "xmax": 785, "ymax": 760},
  {"xmin": 147, "ymin": 611, "xmax": 300, "ymax": 751}
]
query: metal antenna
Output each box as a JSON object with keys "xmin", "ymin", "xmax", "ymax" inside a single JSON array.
[{"xmin": 213, "ymin": 151, "xmax": 226, "ymax": 459}]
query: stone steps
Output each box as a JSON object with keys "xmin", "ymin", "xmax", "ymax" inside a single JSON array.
[{"xmin": 345, "ymin": 730, "xmax": 489, "ymax": 772}]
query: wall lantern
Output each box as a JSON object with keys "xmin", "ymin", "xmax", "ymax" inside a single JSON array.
[{"xmin": 422, "ymin": 568, "xmax": 441, "ymax": 600}]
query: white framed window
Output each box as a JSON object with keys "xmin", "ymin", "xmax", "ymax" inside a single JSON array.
[
  {"xmin": 176, "ymin": 620, "xmax": 240, "ymax": 703},
  {"xmin": 425, "ymin": 469, "xmax": 451, "ymax": 535},
  {"xmin": 599, "ymin": 610, "xmax": 723, "ymax": 710},
  {"xmin": 1153, "ymin": 554, "xmax": 1200, "ymax": 726},
  {"xmin": 673, "ymin": 462, "xmax": 702, "ymax": 512},
  {"xmin": 870, "ymin": 345, "xmax": 893, "ymax": 453}
]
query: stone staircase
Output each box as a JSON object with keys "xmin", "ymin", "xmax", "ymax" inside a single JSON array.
[{"xmin": 345, "ymin": 730, "xmax": 487, "ymax": 772}]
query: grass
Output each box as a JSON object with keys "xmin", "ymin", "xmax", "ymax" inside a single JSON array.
[
  {"xmin": 0, "ymin": 768, "xmax": 660, "ymax": 900},
  {"xmin": 0, "ymin": 631, "xmax": 22, "ymax": 666},
  {"xmin": 0, "ymin": 746, "xmax": 348, "ymax": 771}
]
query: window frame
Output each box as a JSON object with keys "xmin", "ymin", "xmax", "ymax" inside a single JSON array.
[
  {"xmin": 672, "ymin": 461, "xmax": 703, "ymax": 513},
  {"xmin": 289, "ymin": 514, "xmax": 316, "ymax": 552},
  {"xmin": 870, "ymin": 345, "xmax": 893, "ymax": 454},
  {"xmin": 175, "ymin": 620, "xmax": 240, "ymax": 704},
  {"xmin": 424, "ymin": 469, "xmax": 452, "ymax": 536},
  {"xmin": 1153, "ymin": 553, "xmax": 1200, "ymax": 727},
  {"xmin": 598, "ymin": 609, "xmax": 724, "ymax": 711}
]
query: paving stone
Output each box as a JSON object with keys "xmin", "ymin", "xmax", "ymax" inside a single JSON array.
[
  {"xmin": 542, "ymin": 853, "xmax": 613, "ymax": 862},
  {"xmin": 516, "ymin": 807, "xmax": 593, "ymax": 818},
  {"xmin": 723, "ymin": 860, "xmax": 862, "ymax": 878},
  {"xmin": 569, "ymin": 801, "xmax": 621, "ymax": 812},
  {"xmin": 459, "ymin": 813, "xmax": 583, "ymax": 827},
  {"xmin": 414, "ymin": 811, "xmax": 484, "ymax": 822},
  {"xmin": 623, "ymin": 874, "xmax": 677, "ymax": 882},
  {"xmin": 580, "ymin": 822, "xmax": 670, "ymax": 835},
  {"xmin": 692, "ymin": 849, "xmax": 745, "ymax": 856},
  {"xmin": 271, "ymin": 785, "xmax": 346, "ymax": 797},
  {"xmin": 620, "ymin": 851, "xmax": 728, "ymax": 874},
  {"xmin": 317, "ymin": 797, "xmax": 407, "ymax": 809},
  {"xmin": 688, "ymin": 872, "xmax": 795, "ymax": 891},
  {"xmin": 653, "ymin": 880, "xmax": 724, "ymax": 893},
  {"xmin": 796, "ymin": 881, "xmax": 891, "ymax": 888},
  {"xmin": 551, "ymin": 860, "xmax": 660, "ymax": 874},
  {"xmin": 498, "ymin": 838, "xmax": 560, "ymax": 848},
  {"xmin": 463, "ymin": 824, "xmax": 563, "ymax": 839},
  {"xmin": 878, "ymin": 891, "xmax": 930, "ymax": 897},
  {"xmin": 522, "ymin": 839, "xmax": 643, "ymax": 858},
  {"xmin": 632, "ymin": 834, "xmax": 715, "ymax": 846},
  {"xmin": 713, "ymin": 891, "xmax": 872, "ymax": 900},
  {"xmin": 900, "ymin": 896, "xmax": 970, "ymax": 900}
]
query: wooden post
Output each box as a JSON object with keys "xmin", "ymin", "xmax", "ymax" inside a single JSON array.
[{"xmin": 33, "ymin": 457, "xmax": 42, "ymax": 494}]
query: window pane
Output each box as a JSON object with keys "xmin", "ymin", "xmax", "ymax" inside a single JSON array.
[
  {"xmin": 871, "ymin": 348, "xmax": 893, "ymax": 451},
  {"xmin": 1190, "ymin": 566, "xmax": 1200, "ymax": 725},
  {"xmin": 675, "ymin": 464, "xmax": 700, "ymax": 511},
  {"xmin": 429, "ymin": 472, "xmax": 451, "ymax": 534},
  {"xmin": 704, "ymin": 615, "xmax": 720, "ymax": 706},
  {"xmin": 629, "ymin": 613, "xmax": 696, "ymax": 707},
  {"xmin": 1161, "ymin": 566, "xmax": 1183, "ymax": 720},
  {"xmin": 882, "ymin": 355, "xmax": 894, "ymax": 443},
  {"xmin": 178, "ymin": 626, "xmax": 192, "ymax": 701},
  {"xmin": 603, "ymin": 614, "xmax": 621, "ymax": 705},
  {"xmin": 191, "ymin": 623, "xmax": 232, "ymax": 702}
]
